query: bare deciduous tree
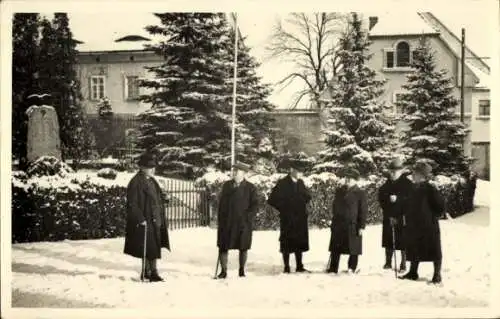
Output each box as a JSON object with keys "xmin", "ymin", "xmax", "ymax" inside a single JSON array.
[{"xmin": 266, "ymin": 13, "xmax": 348, "ymax": 109}]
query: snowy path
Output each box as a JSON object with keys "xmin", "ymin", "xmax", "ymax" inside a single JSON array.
[{"xmin": 12, "ymin": 214, "xmax": 490, "ymax": 309}]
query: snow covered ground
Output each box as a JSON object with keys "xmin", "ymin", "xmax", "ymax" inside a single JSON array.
[{"xmin": 11, "ymin": 209, "xmax": 490, "ymax": 310}]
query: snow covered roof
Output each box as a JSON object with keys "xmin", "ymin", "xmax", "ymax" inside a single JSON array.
[
  {"xmin": 68, "ymin": 12, "xmax": 162, "ymax": 52},
  {"xmin": 369, "ymin": 13, "xmax": 439, "ymax": 37},
  {"xmin": 466, "ymin": 62, "xmax": 490, "ymax": 89}
]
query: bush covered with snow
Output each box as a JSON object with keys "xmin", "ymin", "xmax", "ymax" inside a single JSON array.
[
  {"xmin": 12, "ymin": 175, "xmax": 127, "ymax": 243},
  {"xmin": 97, "ymin": 168, "xmax": 118, "ymax": 180},
  {"xmin": 198, "ymin": 170, "xmax": 476, "ymax": 230},
  {"xmin": 77, "ymin": 157, "xmax": 133, "ymax": 172},
  {"xmin": 27, "ymin": 156, "xmax": 74, "ymax": 178}
]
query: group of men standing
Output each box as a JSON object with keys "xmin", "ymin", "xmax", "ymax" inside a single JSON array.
[{"xmin": 124, "ymin": 153, "xmax": 445, "ymax": 285}]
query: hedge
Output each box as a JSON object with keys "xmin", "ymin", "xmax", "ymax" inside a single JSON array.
[
  {"xmin": 12, "ymin": 177, "xmax": 128, "ymax": 243},
  {"xmin": 12, "ymin": 169, "xmax": 476, "ymax": 243},
  {"xmin": 198, "ymin": 171, "xmax": 476, "ymax": 230}
]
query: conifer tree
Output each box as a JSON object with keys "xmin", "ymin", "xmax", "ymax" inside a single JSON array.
[
  {"xmin": 314, "ymin": 13, "xmax": 396, "ymax": 177},
  {"xmin": 12, "ymin": 13, "xmax": 41, "ymax": 169},
  {"xmin": 397, "ymin": 38, "xmax": 471, "ymax": 176},
  {"xmin": 39, "ymin": 13, "xmax": 95, "ymax": 161}
]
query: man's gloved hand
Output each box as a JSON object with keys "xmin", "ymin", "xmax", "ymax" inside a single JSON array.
[{"xmin": 389, "ymin": 217, "xmax": 398, "ymax": 226}]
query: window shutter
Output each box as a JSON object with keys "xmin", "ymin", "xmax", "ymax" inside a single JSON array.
[
  {"xmin": 123, "ymin": 75, "xmax": 128, "ymax": 100},
  {"xmin": 101, "ymin": 76, "xmax": 106, "ymax": 99},
  {"xmin": 385, "ymin": 50, "xmax": 394, "ymax": 68},
  {"xmin": 89, "ymin": 76, "xmax": 92, "ymax": 100}
]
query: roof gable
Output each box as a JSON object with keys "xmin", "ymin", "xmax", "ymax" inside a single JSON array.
[{"xmin": 368, "ymin": 13, "xmax": 439, "ymax": 37}]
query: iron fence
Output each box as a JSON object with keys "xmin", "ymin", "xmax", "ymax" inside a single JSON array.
[{"xmin": 159, "ymin": 177, "xmax": 211, "ymax": 230}]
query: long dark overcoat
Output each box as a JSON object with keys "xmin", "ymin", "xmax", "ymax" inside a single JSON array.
[
  {"xmin": 267, "ymin": 175, "xmax": 312, "ymax": 253},
  {"xmin": 378, "ymin": 173, "xmax": 413, "ymax": 250},
  {"xmin": 328, "ymin": 185, "xmax": 367, "ymax": 255},
  {"xmin": 405, "ymin": 182, "xmax": 445, "ymax": 262},
  {"xmin": 124, "ymin": 171, "xmax": 170, "ymax": 259},
  {"xmin": 217, "ymin": 179, "xmax": 258, "ymax": 251}
]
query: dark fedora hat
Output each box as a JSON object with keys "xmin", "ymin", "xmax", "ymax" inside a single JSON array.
[
  {"xmin": 232, "ymin": 162, "xmax": 251, "ymax": 172},
  {"xmin": 138, "ymin": 153, "xmax": 157, "ymax": 168},
  {"xmin": 412, "ymin": 160, "xmax": 433, "ymax": 179},
  {"xmin": 336, "ymin": 166, "xmax": 361, "ymax": 180},
  {"xmin": 387, "ymin": 157, "xmax": 404, "ymax": 170}
]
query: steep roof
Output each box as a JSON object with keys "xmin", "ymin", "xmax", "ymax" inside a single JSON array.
[
  {"xmin": 369, "ymin": 13, "xmax": 439, "ymax": 36},
  {"xmin": 418, "ymin": 12, "xmax": 490, "ymax": 72},
  {"xmin": 69, "ymin": 12, "xmax": 161, "ymax": 52}
]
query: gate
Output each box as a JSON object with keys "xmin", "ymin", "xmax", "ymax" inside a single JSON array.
[{"xmin": 161, "ymin": 177, "xmax": 211, "ymax": 230}]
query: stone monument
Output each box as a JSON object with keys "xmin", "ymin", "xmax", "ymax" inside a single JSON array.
[{"xmin": 25, "ymin": 94, "xmax": 62, "ymax": 163}]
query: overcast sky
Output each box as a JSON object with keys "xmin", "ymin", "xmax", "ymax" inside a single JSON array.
[{"xmin": 64, "ymin": 7, "xmax": 495, "ymax": 109}]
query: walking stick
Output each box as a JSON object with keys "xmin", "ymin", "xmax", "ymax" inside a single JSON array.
[
  {"xmin": 142, "ymin": 222, "xmax": 148, "ymax": 282},
  {"xmin": 326, "ymin": 253, "xmax": 332, "ymax": 272},
  {"xmin": 391, "ymin": 224, "xmax": 398, "ymax": 278},
  {"xmin": 213, "ymin": 254, "xmax": 220, "ymax": 279}
]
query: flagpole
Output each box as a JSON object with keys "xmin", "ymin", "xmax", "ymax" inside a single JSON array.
[{"xmin": 230, "ymin": 12, "xmax": 239, "ymax": 177}]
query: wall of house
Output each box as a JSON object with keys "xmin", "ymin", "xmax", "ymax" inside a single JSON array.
[
  {"xmin": 367, "ymin": 34, "xmax": 487, "ymax": 157},
  {"xmin": 470, "ymin": 90, "xmax": 490, "ymax": 142},
  {"xmin": 368, "ymin": 35, "xmax": 477, "ymax": 116},
  {"xmin": 470, "ymin": 89, "xmax": 490, "ymax": 178},
  {"xmin": 76, "ymin": 51, "xmax": 163, "ymax": 115},
  {"xmin": 272, "ymin": 111, "xmax": 323, "ymax": 156}
]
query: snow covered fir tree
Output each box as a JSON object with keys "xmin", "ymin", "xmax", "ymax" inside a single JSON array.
[
  {"xmin": 38, "ymin": 13, "xmax": 95, "ymax": 162},
  {"xmin": 12, "ymin": 13, "xmax": 41, "ymax": 168},
  {"xmin": 313, "ymin": 13, "xmax": 397, "ymax": 177},
  {"xmin": 396, "ymin": 37, "xmax": 471, "ymax": 176},
  {"xmin": 138, "ymin": 13, "xmax": 276, "ymax": 176}
]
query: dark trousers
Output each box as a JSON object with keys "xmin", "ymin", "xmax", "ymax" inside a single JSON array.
[
  {"xmin": 143, "ymin": 258, "xmax": 158, "ymax": 276},
  {"xmin": 385, "ymin": 248, "xmax": 407, "ymax": 266},
  {"xmin": 219, "ymin": 249, "xmax": 248, "ymax": 272},
  {"xmin": 329, "ymin": 252, "xmax": 358, "ymax": 273},
  {"xmin": 282, "ymin": 251, "xmax": 304, "ymax": 269},
  {"xmin": 408, "ymin": 258, "xmax": 442, "ymax": 277}
]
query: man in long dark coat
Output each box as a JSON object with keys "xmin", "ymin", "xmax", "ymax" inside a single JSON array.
[
  {"xmin": 400, "ymin": 161, "xmax": 445, "ymax": 284},
  {"xmin": 217, "ymin": 162, "xmax": 258, "ymax": 279},
  {"xmin": 378, "ymin": 158, "xmax": 413, "ymax": 272},
  {"xmin": 327, "ymin": 167, "xmax": 367, "ymax": 274},
  {"xmin": 268, "ymin": 160, "xmax": 312, "ymax": 273},
  {"xmin": 124, "ymin": 153, "xmax": 170, "ymax": 282}
]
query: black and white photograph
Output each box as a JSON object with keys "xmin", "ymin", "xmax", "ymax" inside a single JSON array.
[{"xmin": 1, "ymin": 1, "xmax": 498, "ymax": 318}]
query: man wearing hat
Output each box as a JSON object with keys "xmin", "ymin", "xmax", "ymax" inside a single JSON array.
[
  {"xmin": 216, "ymin": 162, "xmax": 259, "ymax": 279},
  {"xmin": 326, "ymin": 167, "xmax": 367, "ymax": 274},
  {"xmin": 268, "ymin": 158, "xmax": 312, "ymax": 273},
  {"xmin": 378, "ymin": 157, "xmax": 413, "ymax": 272},
  {"xmin": 400, "ymin": 161, "xmax": 445, "ymax": 284},
  {"xmin": 124, "ymin": 153, "xmax": 170, "ymax": 282}
]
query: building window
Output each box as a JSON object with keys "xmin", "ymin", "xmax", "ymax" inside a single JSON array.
[
  {"xmin": 393, "ymin": 91, "xmax": 406, "ymax": 113},
  {"xmin": 125, "ymin": 76, "xmax": 140, "ymax": 100},
  {"xmin": 478, "ymin": 99, "xmax": 490, "ymax": 117},
  {"xmin": 384, "ymin": 41, "xmax": 413, "ymax": 70},
  {"xmin": 396, "ymin": 42, "xmax": 410, "ymax": 67},
  {"xmin": 90, "ymin": 76, "xmax": 105, "ymax": 101}
]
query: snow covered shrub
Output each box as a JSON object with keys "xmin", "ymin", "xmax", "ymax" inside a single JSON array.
[
  {"xmin": 199, "ymin": 171, "xmax": 385, "ymax": 230},
  {"xmin": 27, "ymin": 156, "xmax": 74, "ymax": 177},
  {"xmin": 78, "ymin": 157, "xmax": 129, "ymax": 171},
  {"xmin": 11, "ymin": 174, "xmax": 127, "ymax": 243},
  {"xmin": 97, "ymin": 168, "xmax": 118, "ymax": 180},
  {"xmin": 199, "ymin": 170, "xmax": 474, "ymax": 229},
  {"xmin": 96, "ymin": 97, "xmax": 113, "ymax": 117}
]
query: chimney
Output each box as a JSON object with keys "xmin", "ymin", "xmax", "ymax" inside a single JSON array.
[{"xmin": 369, "ymin": 16, "xmax": 378, "ymax": 30}]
